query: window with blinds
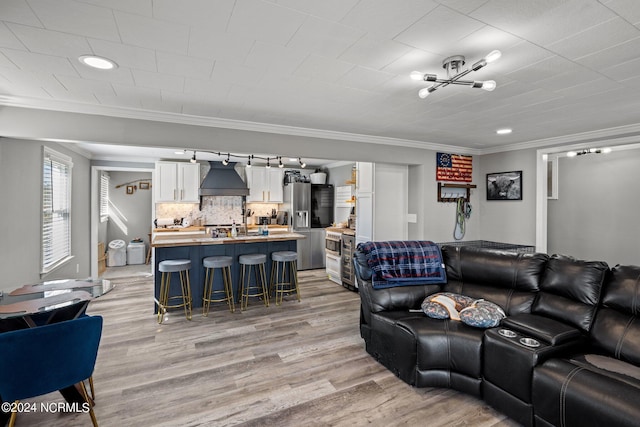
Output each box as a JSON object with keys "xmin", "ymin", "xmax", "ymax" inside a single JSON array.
[
  {"xmin": 100, "ymin": 171, "xmax": 109, "ymax": 222},
  {"xmin": 42, "ymin": 148, "xmax": 73, "ymax": 274}
]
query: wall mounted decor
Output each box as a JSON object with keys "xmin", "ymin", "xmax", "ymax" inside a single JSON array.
[
  {"xmin": 139, "ymin": 182, "xmax": 150, "ymax": 190},
  {"xmin": 126, "ymin": 185, "xmax": 135, "ymax": 195},
  {"xmin": 436, "ymin": 152, "xmax": 472, "ymax": 182},
  {"xmin": 486, "ymin": 171, "xmax": 522, "ymax": 200}
]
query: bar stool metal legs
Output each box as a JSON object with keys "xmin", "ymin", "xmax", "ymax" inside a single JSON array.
[
  {"xmin": 270, "ymin": 251, "xmax": 301, "ymax": 305},
  {"xmin": 239, "ymin": 254, "xmax": 269, "ymax": 310},
  {"xmin": 202, "ymin": 256, "xmax": 235, "ymax": 316},
  {"xmin": 157, "ymin": 259, "xmax": 192, "ymax": 324}
]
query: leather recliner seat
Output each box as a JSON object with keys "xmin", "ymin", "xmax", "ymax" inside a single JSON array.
[
  {"xmin": 532, "ymin": 264, "xmax": 640, "ymax": 427},
  {"xmin": 355, "ymin": 244, "xmax": 640, "ymax": 427}
]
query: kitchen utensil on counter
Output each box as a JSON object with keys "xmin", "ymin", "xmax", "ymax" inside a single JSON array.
[
  {"xmin": 276, "ymin": 211, "xmax": 288, "ymax": 225},
  {"xmin": 155, "ymin": 218, "xmax": 174, "ymax": 228}
]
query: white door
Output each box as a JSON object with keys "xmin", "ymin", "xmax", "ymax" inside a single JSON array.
[
  {"xmin": 246, "ymin": 167, "xmax": 267, "ymax": 202},
  {"xmin": 155, "ymin": 162, "xmax": 178, "ymax": 202},
  {"xmin": 374, "ymin": 163, "xmax": 408, "ymax": 241},
  {"xmin": 179, "ymin": 163, "xmax": 200, "ymax": 202},
  {"xmin": 355, "ymin": 192, "xmax": 373, "ymax": 245},
  {"xmin": 267, "ymin": 168, "xmax": 284, "ymax": 202}
]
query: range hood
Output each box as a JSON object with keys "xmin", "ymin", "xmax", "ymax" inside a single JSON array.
[{"xmin": 199, "ymin": 161, "xmax": 249, "ymax": 197}]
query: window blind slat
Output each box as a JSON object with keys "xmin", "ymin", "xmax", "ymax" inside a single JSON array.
[{"xmin": 42, "ymin": 149, "xmax": 72, "ymax": 273}]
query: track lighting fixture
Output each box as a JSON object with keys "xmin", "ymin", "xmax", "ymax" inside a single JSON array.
[
  {"xmin": 177, "ymin": 150, "xmax": 306, "ymax": 169},
  {"xmin": 566, "ymin": 147, "xmax": 612, "ymax": 157},
  {"xmin": 411, "ymin": 50, "xmax": 501, "ymax": 98}
]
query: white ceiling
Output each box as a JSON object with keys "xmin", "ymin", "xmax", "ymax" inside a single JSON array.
[{"xmin": 2, "ymin": 0, "xmax": 640, "ymax": 161}]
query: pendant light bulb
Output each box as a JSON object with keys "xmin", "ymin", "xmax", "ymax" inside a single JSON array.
[
  {"xmin": 190, "ymin": 151, "xmax": 197, "ymax": 163},
  {"xmin": 485, "ymin": 50, "xmax": 502, "ymax": 63},
  {"xmin": 266, "ymin": 158, "xmax": 271, "ymax": 169},
  {"xmin": 247, "ymin": 155, "xmax": 252, "ymax": 168},
  {"xmin": 278, "ymin": 157, "xmax": 284, "ymax": 168},
  {"xmin": 410, "ymin": 71, "xmax": 425, "ymax": 81},
  {"xmin": 299, "ymin": 158, "xmax": 306, "ymax": 169},
  {"xmin": 418, "ymin": 87, "xmax": 434, "ymax": 99},
  {"xmin": 222, "ymin": 154, "xmax": 229, "ymax": 166},
  {"xmin": 481, "ymin": 80, "xmax": 497, "ymax": 91}
]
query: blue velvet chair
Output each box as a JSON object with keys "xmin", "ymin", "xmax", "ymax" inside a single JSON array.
[{"xmin": 0, "ymin": 315, "xmax": 103, "ymax": 427}]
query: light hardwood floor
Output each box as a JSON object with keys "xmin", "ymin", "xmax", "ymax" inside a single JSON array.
[{"xmin": 22, "ymin": 270, "xmax": 518, "ymax": 427}]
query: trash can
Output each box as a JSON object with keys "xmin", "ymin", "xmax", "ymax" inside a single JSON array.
[
  {"xmin": 127, "ymin": 241, "xmax": 146, "ymax": 265},
  {"xmin": 107, "ymin": 239, "xmax": 126, "ymax": 267}
]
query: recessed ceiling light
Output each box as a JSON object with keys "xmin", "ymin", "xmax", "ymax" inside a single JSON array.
[
  {"xmin": 496, "ymin": 128, "xmax": 512, "ymax": 135},
  {"xmin": 79, "ymin": 55, "xmax": 117, "ymax": 70}
]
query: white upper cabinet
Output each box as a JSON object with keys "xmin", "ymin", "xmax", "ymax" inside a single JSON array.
[
  {"xmin": 155, "ymin": 161, "xmax": 200, "ymax": 203},
  {"xmin": 246, "ymin": 167, "xmax": 284, "ymax": 203}
]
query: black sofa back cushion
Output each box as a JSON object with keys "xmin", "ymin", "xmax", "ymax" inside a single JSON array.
[
  {"xmin": 441, "ymin": 246, "xmax": 548, "ymax": 315},
  {"xmin": 533, "ymin": 255, "xmax": 608, "ymax": 332},
  {"xmin": 590, "ymin": 264, "xmax": 640, "ymax": 366}
]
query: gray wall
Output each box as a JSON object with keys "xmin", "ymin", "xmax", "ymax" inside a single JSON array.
[
  {"xmin": 478, "ymin": 148, "xmax": 538, "ymax": 246},
  {"xmin": 409, "ymin": 151, "xmax": 482, "ymax": 243},
  {"xmin": 0, "ymin": 138, "xmax": 91, "ymax": 291},
  {"xmin": 105, "ymin": 171, "xmax": 153, "ymax": 250},
  {"xmin": 548, "ymin": 147, "xmax": 640, "ymax": 265}
]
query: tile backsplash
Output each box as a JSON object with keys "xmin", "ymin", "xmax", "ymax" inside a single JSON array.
[{"xmin": 156, "ymin": 196, "xmax": 243, "ymax": 225}]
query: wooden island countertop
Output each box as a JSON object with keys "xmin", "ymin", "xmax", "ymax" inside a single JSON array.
[
  {"xmin": 151, "ymin": 232, "xmax": 305, "ymax": 248},
  {"xmin": 152, "ymin": 230, "xmax": 304, "ymax": 311}
]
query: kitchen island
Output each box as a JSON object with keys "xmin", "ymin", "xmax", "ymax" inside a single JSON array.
[{"xmin": 151, "ymin": 232, "xmax": 305, "ymax": 311}]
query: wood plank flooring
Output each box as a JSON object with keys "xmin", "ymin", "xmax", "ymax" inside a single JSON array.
[{"xmin": 21, "ymin": 270, "xmax": 518, "ymax": 427}]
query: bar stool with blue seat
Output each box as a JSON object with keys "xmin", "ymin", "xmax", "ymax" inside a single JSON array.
[
  {"xmin": 270, "ymin": 251, "xmax": 301, "ymax": 305},
  {"xmin": 202, "ymin": 255, "xmax": 235, "ymax": 316},
  {"xmin": 239, "ymin": 253, "xmax": 269, "ymax": 310},
  {"xmin": 156, "ymin": 259, "xmax": 192, "ymax": 324}
]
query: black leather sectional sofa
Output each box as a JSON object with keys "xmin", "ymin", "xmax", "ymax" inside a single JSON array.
[{"xmin": 354, "ymin": 245, "xmax": 640, "ymax": 427}]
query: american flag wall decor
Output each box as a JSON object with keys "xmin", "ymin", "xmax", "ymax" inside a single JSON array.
[{"xmin": 436, "ymin": 152, "xmax": 473, "ymax": 182}]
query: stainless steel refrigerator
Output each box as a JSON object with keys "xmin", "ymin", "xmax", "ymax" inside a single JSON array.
[{"xmin": 282, "ymin": 183, "xmax": 333, "ymax": 270}]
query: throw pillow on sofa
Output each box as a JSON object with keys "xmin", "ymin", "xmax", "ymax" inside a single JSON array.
[
  {"xmin": 421, "ymin": 292, "xmax": 476, "ymax": 320},
  {"xmin": 421, "ymin": 292, "xmax": 506, "ymax": 328},
  {"xmin": 459, "ymin": 300, "xmax": 506, "ymax": 328}
]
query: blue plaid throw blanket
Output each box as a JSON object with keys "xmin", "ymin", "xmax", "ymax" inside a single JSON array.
[{"xmin": 357, "ymin": 241, "xmax": 447, "ymax": 289}]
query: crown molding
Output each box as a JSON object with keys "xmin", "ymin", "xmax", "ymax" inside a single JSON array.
[
  {"xmin": 479, "ymin": 123, "xmax": 640, "ymax": 155},
  {"xmin": 0, "ymin": 95, "xmax": 482, "ymax": 155}
]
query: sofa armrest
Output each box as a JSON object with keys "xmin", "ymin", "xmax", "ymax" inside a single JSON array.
[{"xmin": 502, "ymin": 313, "xmax": 583, "ymax": 346}]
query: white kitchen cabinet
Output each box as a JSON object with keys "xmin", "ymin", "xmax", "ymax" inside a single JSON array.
[
  {"xmin": 355, "ymin": 162, "xmax": 374, "ymax": 245},
  {"xmin": 155, "ymin": 161, "xmax": 200, "ymax": 203},
  {"xmin": 355, "ymin": 162, "xmax": 408, "ymax": 245},
  {"xmin": 246, "ymin": 167, "xmax": 283, "ymax": 203}
]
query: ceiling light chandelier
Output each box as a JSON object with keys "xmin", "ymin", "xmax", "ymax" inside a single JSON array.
[{"xmin": 411, "ymin": 50, "xmax": 501, "ymax": 99}]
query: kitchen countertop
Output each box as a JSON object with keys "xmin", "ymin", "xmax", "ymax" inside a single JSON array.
[
  {"xmin": 326, "ymin": 227, "xmax": 355, "ymax": 236},
  {"xmin": 153, "ymin": 226, "xmax": 205, "ymax": 232},
  {"xmin": 152, "ymin": 232, "xmax": 305, "ymax": 248}
]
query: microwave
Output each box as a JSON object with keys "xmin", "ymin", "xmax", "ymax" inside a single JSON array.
[{"xmin": 325, "ymin": 231, "xmax": 342, "ymax": 255}]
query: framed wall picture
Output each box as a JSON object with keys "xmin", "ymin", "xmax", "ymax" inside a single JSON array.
[
  {"xmin": 139, "ymin": 182, "xmax": 150, "ymax": 190},
  {"xmin": 486, "ymin": 171, "xmax": 522, "ymax": 200},
  {"xmin": 126, "ymin": 185, "xmax": 135, "ymax": 195}
]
